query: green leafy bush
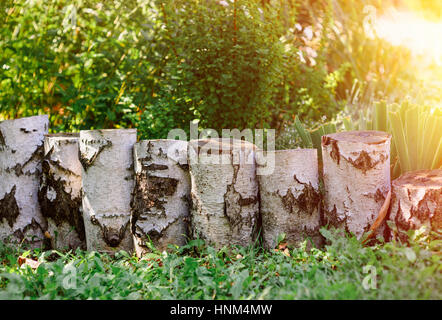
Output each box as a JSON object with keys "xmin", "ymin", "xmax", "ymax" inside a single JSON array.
[
  {"xmin": 0, "ymin": 0, "xmax": 348, "ymax": 137},
  {"xmin": 158, "ymin": 0, "xmax": 347, "ymax": 132},
  {"xmin": 0, "ymin": 0, "xmax": 191, "ymax": 136}
]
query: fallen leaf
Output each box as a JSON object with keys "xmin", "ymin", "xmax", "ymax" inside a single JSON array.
[
  {"xmin": 278, "ymin": 242, "xmax": 288, "ymax": 250},
  {"xmin": 18, "ymin": 256, "xmax": 41, "ymax": 269}
]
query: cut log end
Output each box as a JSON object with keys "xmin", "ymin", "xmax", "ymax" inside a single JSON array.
[
  {"xmin": 0, "ymin": 115, "xmax": 49, "ymax": 247},
  {"xmin": 131, "ymin": 140, "xmax": 190, "ymax": 256},
  {"xmin": 322, "ymin": 130, "xmax": 391, "ymax": 239},
  {"xmin": 258, "ymin": 148, "xmax": 322, "ymax": 249},
  {"xmin": 322, "ymin": 130, "xmax": 391, "ymax": 146},
  {"xmin": 189, "ymin": 138, "xmax": 259, "ymax": 248},
  {"xmin": 39, "ymin": 133, "xmax": 85, "ymax": 250},
  {"xmin": 80, "ymin": 129, "xmax": 137, "ymax": 253},
  {"xmin": 189, "ymin": 138, "xmax": 256, "ymax": 155},
  {"xmin": 389, "ymin": 169, "xmax": 442, "ymax": 240},
  {"xmin": 393, "ymin": 169, "xmax": 442, "ymax": 189}
]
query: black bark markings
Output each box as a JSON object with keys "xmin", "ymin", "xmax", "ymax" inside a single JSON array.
[
  {"xmin": 79, "ymin": 139, "xmax": 112, "ymax": 171},
  {"xmin": 12, "ymin": 218, "xmax": 44, "ymax": 244},
  {"xmin": 189, "ymin": 140, "xmax": 258, "ymax": 244},
  {"xmin": 133, "ymin": 216, "xmax": 181, "ymax": 244},
  {"xmin": 324, "ymin": 204, "xmax": 350, "ymax": 234},
  {"xmin": 103, "ymin": 220, "xmax": 129, "ymax": 248},
  {"xmin": 0, "ymin": 186, "xmax": 20, "ymax": 228},
  {"xmin": 279, "ymin": 174, "xmax": 321, "ymax": 216},
  {"xmin": 347, "ymin": 151, "xmax": 387, "ymax": 174},
  {"xmin": 144, "ymin": 164, "xmax": 169, "ymax": 171},
  {"xmin": 0, "ymin": 129, "xmax": 5, "ymax": 145},
  {"xmin": 322, "ymin": 136, "xmax": 388, "ymax": 173},
  {"xmin": 178, "ymin": 163, "xmax": 189, "ymax": 172},
  {"xmin": 89, "ymin": 215, "xmax": 130, "ymax": 248},
  {"xmin": 223, "ymin": 164, "xmax": 258, "ymax": 239},
  {"xmin": 374, "ymin": 188, "xmax": 386, "ymax": 203},
  {"xmin": 131, "ymin": 165, "xmax": 180, "ymax": 246},
  {"xmin": 322, "ymin": 136, "xmax": 340, "ymax": 164},
  {"xmin": 393, "ymin": 188, "xmax": 442, "ymax": 241},
  {"xmin": 4, "ymin": 144, "xmax": 44, "ymax": 176},
  {"xmin": 0, "ymin": 131, "xmax": 45, "ymax": 244},
  {"xmin": 38, "ymin": 159, "xmax": 85, "ymax": 241}
]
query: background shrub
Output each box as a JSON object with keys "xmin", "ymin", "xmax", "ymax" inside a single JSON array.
[
  {"xmin": 0, "ymin": 0, "xmax": 348, "ymax": 137},
  {"xmin": 0, "ymin": 0, "xmax": 439, "ymax": 141}
]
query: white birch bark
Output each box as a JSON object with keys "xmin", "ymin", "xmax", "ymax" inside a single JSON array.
[
  {"xmin": 188, "ymin": 138, "xmax": 259, "ymax": 248},
  {"xmin": 322, "ymin": 131, "xmax": 391, "ymax": 239},
  {"xmin": 131, "ymin": 139, "xmax": 190, "ymax": 256},
  {"xmin": 0, "ymin": 115, "xmax": 49, "ymax": 247},
  {"xmin": 258, "ymin": 149, "xmax": 322, "ymax": 249},
  {"xmin": 389, "ymin": 169, "xmax": 441, "ymax": 241},
  {"xmin": 38, "ymin": 133, "xmax": 85, "ymax": 250},
  {"xmin": 80, "ymin": 129, "xmax": 136, "ymax": 253}
]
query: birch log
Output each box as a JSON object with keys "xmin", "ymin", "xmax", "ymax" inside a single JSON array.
[
  {"xmin": 188, "ymin": 138, "xmax": 259, "ymax": 248},
  {"xmin": 38, "ymin": 133, "xmax": 85, "ymax": 250},
  {"xmin": 258, "ymin": 149, "xmax": 322, "ymax": 249},
  {"xmin": 131, "ymin": 139, "xmax": 190, "ymax": 256},
  {"xmin": 322, "ymin": 131, "xmax": 391, "ymax": 239},
  {"xmin": 80, "ymin": 129, "xmax": 136, "ymax": 253},
  {"xmin": 0, "ymin": 115, "xmax": 48, "ymax": 247},
  {"xmin": 389, "ymin": 169, "xmax": 441, "ymax": 241}
]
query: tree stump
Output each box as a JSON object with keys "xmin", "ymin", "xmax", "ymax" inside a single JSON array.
[
  {"xmin": 38, "ymin": 133, "xmax": 85, "ymax": 250},
  {"xmin": 79, "ymin": 129, "xmax": 136, "ymax": 253},
  {"xmin": 322, "ymin": 131, "xmax": 391, "ymax": 239},
  {"xmin": 0, "ymin": 115, "xmax": 49, "ymax": 247},
  {"xmin": 131, "ymin": 139, "xmax": 190, "ymax": 256},
  {"xmin": 188, "ymin": 138, "xmax": 259, "ymax": 248},
  {"xmin": 258, "ymin": 149, "xmax": 322, "ymax": 249},
  {"xmin": 389, "ymin": 169, "xmax": 442, "ymax": 241}
]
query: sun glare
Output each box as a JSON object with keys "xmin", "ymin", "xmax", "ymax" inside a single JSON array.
[{"xmin": 375, "ymin": 10, "xmax": 442, "ymax": 66}]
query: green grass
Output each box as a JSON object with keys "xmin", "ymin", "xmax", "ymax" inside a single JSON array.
[{"xmin": 0, "ymin": 228, "xmax": 440, "ymax": 300}]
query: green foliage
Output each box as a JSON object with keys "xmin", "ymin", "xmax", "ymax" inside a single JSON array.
[
  {"xmin": 0, "ymin": 228, "xmax": 440, "ymax": 299},
  {"xmin": 159, "ymin": 0, "xmax": 345, "ymax": 132},
  {"xmin": 278, "ymin": 115, "xmax": 338, "ymax": 161},
  {"xmin": 160, "ymin": 0, "xmax": 282, "ymax": 131},
  {"xmin": 0, "ymin": 0, "xmax": 193, "ymax": 136},
  {"xmin": 324, "ymin": 0, "xmax": 416, "ymax": 107},
  {"xmin": 388, "ymin": 102, "xmax": 442, "ymax": 178},
  {"xmin": 280, "ymin": 99, "xmax": 441, "ymax": 181},
  {"xmin": 0, "ymin": 0, "xmax": 348, "ymax": 137},
  {"xmin": 345, "ymin": 100, "xmax": 442, "ymax": 179}
]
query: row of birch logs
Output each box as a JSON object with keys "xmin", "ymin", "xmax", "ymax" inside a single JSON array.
[{"xmin": 0, "ymin": 115, "xmax": 441, "ymax": 255}]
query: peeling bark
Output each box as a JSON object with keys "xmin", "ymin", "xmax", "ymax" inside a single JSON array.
[
  {"xmin": 188, "ymin": 138, "xmax": 259, "ymax": 248},
  {"xmin": 388, "ymin": 169, "xmax": 442, "ymax": 241},
  {"xmin": 258, "ymin": 149, "xmax": 322, "ymax": 249},
  {"xmin": 38, "ymin": 133, "xmax": 85, "ymax": 250},
  {"xmin": 80, "ymin": 129, "xmax": 136, "ymax": 253},
  {"xmin": 0, "ymin": 115, "xmax": 49, "ymax": 247},
  {"xmin": 131, "ymin": 139, "xmax": 190, "ymax": 256},
  {"xmin": 322, "ymin": 131, "xmax": 391, "ymax": 239}
]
